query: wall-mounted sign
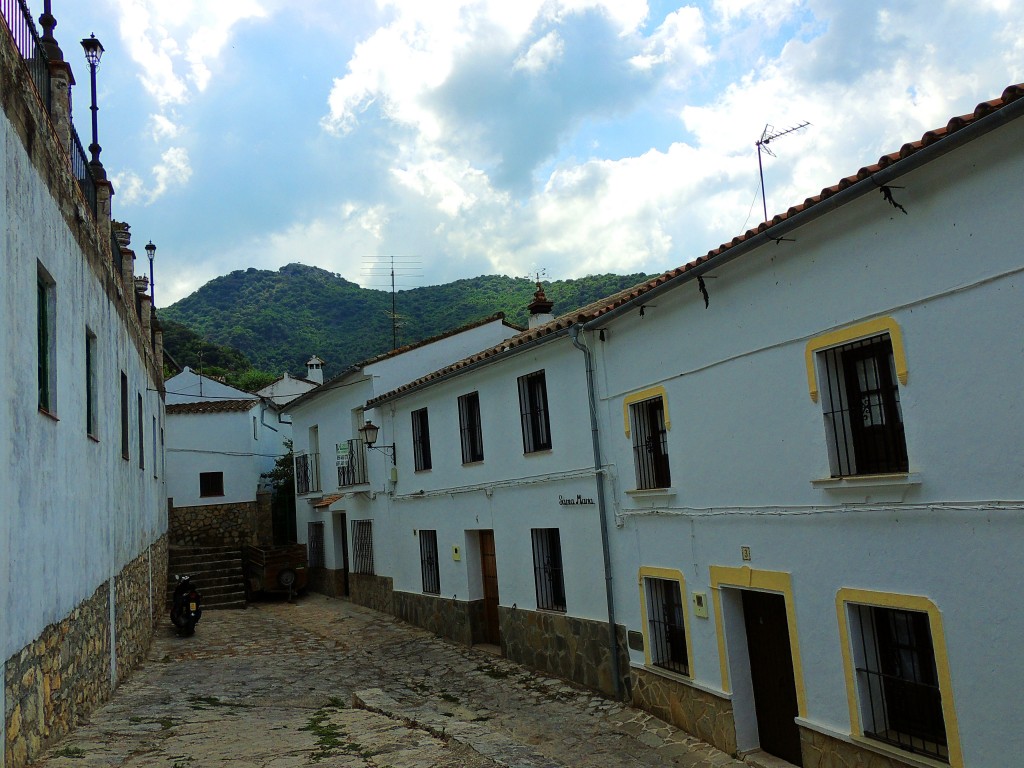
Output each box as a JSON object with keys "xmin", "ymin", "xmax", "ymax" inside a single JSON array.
[{"xmin": 558, "ymin": 494, "xmax": 596, "ymax": 506}]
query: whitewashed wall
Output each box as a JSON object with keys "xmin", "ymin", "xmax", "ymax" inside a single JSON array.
[
  {"xmin": 0, "ymin": 108, "xmax": 165, "ymax": 661},
  {"xmin": 594, "ymin": 116, "xmax": 1024, "ymax": 766}
]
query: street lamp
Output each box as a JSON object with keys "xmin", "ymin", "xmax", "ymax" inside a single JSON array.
[
  {"xmin": 145, "ymin": 241, "xmax": 156, "ymax": 307},
  {"xmin": 80, "ymin": 34, "xmax": 105, "ymax": 176},
  {"xmin": 359, "ymin": 420, "xmax": 396, "ymax": 465}
]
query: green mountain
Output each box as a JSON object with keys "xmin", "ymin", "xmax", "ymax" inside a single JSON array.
[{"xmin": 160, "ymin": 264, "xmax": 653, "ymax": 378}]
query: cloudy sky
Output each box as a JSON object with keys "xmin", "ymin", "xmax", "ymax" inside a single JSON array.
[{"xmin": 47, "ymin": 0, "xmax": 1023, "ymax": 306}]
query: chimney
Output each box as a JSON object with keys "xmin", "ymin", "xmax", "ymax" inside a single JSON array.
[
  {"xmin": 527, "ymin": 281, "xmax": 554, "ymax": 329},
  {"xmin": 306, "ymin": 355, "xmax": 325, "ymax": 385}
]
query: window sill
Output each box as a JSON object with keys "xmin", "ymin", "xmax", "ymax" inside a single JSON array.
[
  {"xmin": 199, "ymin": 494, "xmax": 226, "ymax": 499},
  {"xmin": 38, "ymin": 407, "xmax": 59, "ymax": 422},
  {"xmin": 536, "ymin": 606, "xmax": 567, "ymax": 614},
  {"xmin": 461, "ymin": 460, "xmax": 484, "ymax": 466},
  {"xmin": 88, "ymin": 434, "xmax": 100, "ymax": 443},
  {"xmin": 625, "ymin": 487, "xmax": 677, "ymax": 500},
  {"xmin": 811, "ymin": 473, "xmax": 920, "ymax": 502},
  {"xmin": 524, "ymin": 448, "xmax": 553, "ymax": 456}
]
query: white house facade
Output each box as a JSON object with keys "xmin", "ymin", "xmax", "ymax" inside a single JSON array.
[
  {"xmin": 320, "ymin": 83, "xmax": 1024, "ymax": 768},
  {"xmin": 164, "ymin": 369, "xmax": 287, "ymax": 546},
  {"xmin": 286, "ymin": 315, "xmax": 521, "ymax": 597},
  {"xmin": 0, "ymin": 10, "xmax": 166, "ymax": 768}
]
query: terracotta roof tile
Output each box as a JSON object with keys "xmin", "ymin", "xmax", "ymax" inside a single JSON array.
[
  {"xmin": 166, "ymin": 399, "xmax": 258, "ymax": 415},
  {"xmin": 313, "ymin": 494, "xmax": 343, "ymax": 508},
  {"xmin": 367, "ymin": 83, "xmax": 1024, "ymax": 408}
]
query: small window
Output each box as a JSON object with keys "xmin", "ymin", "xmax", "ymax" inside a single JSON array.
[
  {"xmin": 630, "ymin": 396, "xmax": 670, "ymax": 489},
  {"xmin": 518, "ymin": 370, "xmax": 551, "ymax": 453},
  {"xmin": 37, "ymin": 266, "xmax": 56, "ymax": 413},
  {"xmin": 152, "ymin": 416, "xmax": 158, "ymax": 478},
  {"xmin": 531, "ymin": 528, "xmax": 566, "ymax": 612},
  {"xmin": 85, "ymin": 330, "xmax": 97, "ymax": 437},
  {"xmin": 199, "ymin": 471, "xmax": 224, "ymax": 497},
  {"xmin": 411, "ymin": 408, "xmax": 432, "ymax": 471},
  {"xmin": 419, "ymin": 530, "xmax": 440, "ymax": 594},
  {"xmin": 120, "ymin": 372, "xmax": 129, "ymax": 460},
  {"xmin": 308, "ymin": 522, "xmax": 325, "ymax": 569},
  {"xmin": 458, "ymin": 392, "xmax": 484, "ymax": 463},
  {"xmin": 644, "ymin": 577, "xmax": 689, "ymax": 676},
  {"xmin": 818, "ymin": 334, "xmax": 908, "ymax": 476},
  {"xmin": 352, "ymin": 520, "xmax": 374, "ymax": 575},
  {"xmin": 850, "ymin": 604, "xmax": 947, "ymax": 762},
  {"xmin": 137, "ymin": 393, "xmax": 145, "ymax": 470}
]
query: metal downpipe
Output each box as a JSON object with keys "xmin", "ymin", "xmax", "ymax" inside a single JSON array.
[{"xmin": 569, "ymin": 324, "xmax": 624, "ymax": 700}]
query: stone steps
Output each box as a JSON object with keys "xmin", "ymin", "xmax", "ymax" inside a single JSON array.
[{"xmin": 168, "ymin": 545, "xmax": 246, "ymax": 610}]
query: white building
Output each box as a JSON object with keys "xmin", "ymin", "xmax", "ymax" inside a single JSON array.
[
  {"xmin": 164, "ymin": 369, "xmax": 288, "ymax": 546},
  {"xmin": 255, "ymin": 356, "xmax": 323, "ymax": 406},
  {"xmin": 331, "ymin": 83, "xmax": 1024, "ymax": 768},
  {"xmin": 0, "ymin": 11, "xmax": 166, "ymax": 768},
  {"xmin": 285, "ymin": 314, "xmax": 520, "ymax": 597}
]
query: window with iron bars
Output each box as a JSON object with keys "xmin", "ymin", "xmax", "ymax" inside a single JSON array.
[
  {"xmin": 307, "ymin": 521, "xmax": 325, "ymax": 569},
  {"xmin": 630, "ymin": 396, "xmax": 671, "ymax": 489},
  {"xmin": 851, "ymin": 604, "xmax": 948, "ymax": 762},
  {"xmin": 818, "ymin": 334, "xmax": 908, "ymax": 477},
  {"xmin": 644, "ymin": 577, "xmax": 689, "ymax": 676},
  {"xmin": 351, "ymin": 520, "xmax": 374, "ymax": 575},
  {"xmin": 419, "ymin": 530, "xmax": 440, "ymax": 594},
  {"xmin": 295, "ymin": 452, "xmax": 321, "ymax": 495},
  {"xmin": 337, "ymin": 439, "xmax": 368, "ymax": 487},
  {"xmin": 518, "ymin": 370, "xmax": 552, "ymax": 453},
  {"xmin": 412, "ymin": 408, "xmax": 432, "ymax": 471},
  {"xmin": 458, "ymin": 391, "xmax": 484, "ymax": 463},
  {"xmin": 531, "ymin": 528, "xmax": 566, "ymax": 612}
]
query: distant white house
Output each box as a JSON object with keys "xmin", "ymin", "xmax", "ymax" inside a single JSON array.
[
  {"xmin": 285, "ymin": 314, "xmax": 521, "ymax": 598},
  {"xmin": 256, "ymin": 356, "xmax": 324, "ymax": 406},
  {"xmin": 164, "ymin": 368, "xmax": 289, "ymax": 546}
]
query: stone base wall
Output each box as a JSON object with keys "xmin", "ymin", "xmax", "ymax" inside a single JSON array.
[
  {"xmin": 308, "ymin": 567, "xmax": 348, "ymax": 598},
  {"xmin": 393, "ymin": 592, "xmax": 473, "ymax": 646},
  {"xmin": 349, "ymin": 573, "xmax": 394, "ymax": 615},
  {"xmin": 631, "ymin": 666, "xmax": 737, "ymax": 755},
  {"xmin": 800, "ymin": 727, "xmax": 920, "ymax": 768},
  {"xmin": 499, "ymin": 608, "xmax": 631, "ymax": 698},
  {"xmin": 169, "ymin": 501, "xmax": 260, "ymax": 547},
  {"xmin": 4, "ymin": 536, "xmax": 165, "ymax": 768}
]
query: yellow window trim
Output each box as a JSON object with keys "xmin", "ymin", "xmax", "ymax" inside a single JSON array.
[
  {"xmin": 804, "ymin": 316, "xmax": 908, "ymax": 402},
  {"xmin": 623, "ymin": 386, "xmax": 670, "ymax": 438},
  {"xmin": 835, "ymin": 588, "xmax": 963, "ymax": 768},
  {"xmin": 709, "ymin": 565, "xmax": 807, "ymax": 718},
  {"xmin": 637, "ymin": 566, "xmax": 694, "ymax": 678}
]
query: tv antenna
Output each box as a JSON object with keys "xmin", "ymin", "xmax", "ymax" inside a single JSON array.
[
  {"xmin": 756, "ymin": 121, "xmax": 810, "ymax": 222},
  {"xmin": 361, "ymin": 256, "xmax": 421, "ymax": 350}
]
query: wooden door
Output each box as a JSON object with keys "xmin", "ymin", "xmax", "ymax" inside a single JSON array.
[
  {"xmin": 479, "ymin": 530, "xmax": 500, "ymax": 644},
  {"xmin": 742, "ymin": 590, "xmax": 802, "ymax": 766}
]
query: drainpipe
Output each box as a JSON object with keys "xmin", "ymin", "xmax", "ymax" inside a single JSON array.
[{"xmin": 569, "ymin": 324, "xmax": 624, "ymax": 701}]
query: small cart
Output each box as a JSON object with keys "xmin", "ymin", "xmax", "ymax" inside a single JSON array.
[{"xmin": 243, "ymin": 544, "xmax": 309, "ymax": 599}]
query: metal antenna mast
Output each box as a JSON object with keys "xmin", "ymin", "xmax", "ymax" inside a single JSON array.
[
  {"xmin": 361, "ymin": 256, "xmax": 422, "ymax": 350},
  {"xmin": 756, "ymin": 121, "xmax": 810, "ymax": 222}
]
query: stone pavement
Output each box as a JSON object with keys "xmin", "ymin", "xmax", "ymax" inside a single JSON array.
[{"xmin": 31, "ymin": 594, "xmax": 745, "ymax": 768}]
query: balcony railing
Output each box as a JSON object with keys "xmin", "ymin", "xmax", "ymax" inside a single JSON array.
[
  {"xmin": 294, "ymin": 452, "xmax": 321, "ymax": 496},
  {"xmin": 337, "ymin": 439, "xmax": 368, "ymax": 488},
  {"xmin": 1, "ymin": 0, "xmax": 51, "ymax": 111}
]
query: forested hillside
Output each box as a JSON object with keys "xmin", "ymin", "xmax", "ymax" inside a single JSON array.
[{"xmin": 160, "ymin": 264, "xmax": 653, "ymax": 378}]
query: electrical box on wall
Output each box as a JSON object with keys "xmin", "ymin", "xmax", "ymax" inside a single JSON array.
[
  {"xmin": 451, "ymin": 545, "xmax": 461, "ymax": 561},
  {"xmin": 693, "ymin": 592, "xmax": 709, "ymax": 619}
]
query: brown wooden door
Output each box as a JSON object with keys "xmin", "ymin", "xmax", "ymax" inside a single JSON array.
[
  {"xmin": 742, "ymin": 590, "xmax": 802, "ymax": 766},
  {"xmin": 479, "ymin": 530, "xmax": 500, "ymax": 644}
]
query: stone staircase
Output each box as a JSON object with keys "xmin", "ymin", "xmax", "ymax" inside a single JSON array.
[{"xmin": 167, "ymin": 545, "xmax": 247, "ymax": 610}]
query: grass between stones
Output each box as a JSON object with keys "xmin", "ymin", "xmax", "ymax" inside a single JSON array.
[
  {"xmin": 301, "ymin": 701, "xmax": 373, "ymax": 763},
  {"xmin": 52, "ymin": 746, "xmax": 85, "ymax": 759}
]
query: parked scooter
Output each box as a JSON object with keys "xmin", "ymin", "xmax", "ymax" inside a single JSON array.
[{"xmin": 170, "ymin": 574, "xmax": 202, "ymax": 636}]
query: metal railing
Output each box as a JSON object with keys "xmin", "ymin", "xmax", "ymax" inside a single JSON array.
[
  {"xmin": 337, "ymin": 439, "xmax": 368, "ymax": 487},
  {"xmin": 1, "ymin": 0, "xmax": 51, "ymax": 110},
  {"xmin": 294, "ymin": 452, "xmax": 321, "ymax": 496},
  {"xmin": 70, "ymin": 127, "xmax": 97, "ymax": 215}
]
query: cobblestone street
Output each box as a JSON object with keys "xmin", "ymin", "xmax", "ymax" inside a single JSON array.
[{"xmin": 31, "ymin": 595, "xmax": 744, "ymax": 768}]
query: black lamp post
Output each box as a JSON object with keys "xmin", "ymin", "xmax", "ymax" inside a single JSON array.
[
  {"xmin": 80, "ymin": 34, "xmax": 105, "ymax": 176},
  {"xmin": 145, "ymin": 241, "xmax": 156, "ymax": 306},
  {"xmin": 359, "ymin": 420, "xmax": 396, "ymax": 465}
]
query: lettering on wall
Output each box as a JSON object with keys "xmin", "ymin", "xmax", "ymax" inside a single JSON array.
[{"xmin": 558, "ymin": 494, "xmax": 596, "ymax": 507}]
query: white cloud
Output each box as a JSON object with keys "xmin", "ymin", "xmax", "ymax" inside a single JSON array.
[
  {"xmin": 150, "ymin": 114, "xmax": 180, "ymax": 140},
  {"xmin": 630, "ymin": 6, "xmax": 712, "ymax": 75},
  {"xmin": 514, "ymin": 32, "xmax": 565, "ymax": 73},
  {"xmin": 149, "ymin": 147, "xmax": 192, "ymax": 203},
  {"xmin": 110, "ymin": 170, "xmax": 146, "ymax": 207}
]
